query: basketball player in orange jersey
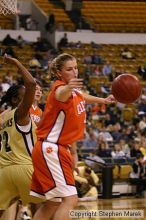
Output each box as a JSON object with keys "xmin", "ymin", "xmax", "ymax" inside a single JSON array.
[
  {"xmin": 30, "ymin": 53, "xmax": 115, "ymax": 220},
  {"xmin": 29, "ymin": 81, "xmax": 43, "ymax": 126}
]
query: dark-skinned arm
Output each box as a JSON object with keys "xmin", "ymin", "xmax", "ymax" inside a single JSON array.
[{"xmin": 4, "ymin": 54, "xmax": 36, "ymax": 125}]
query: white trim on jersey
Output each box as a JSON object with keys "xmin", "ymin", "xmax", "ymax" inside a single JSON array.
[
  {"xmin": 25, "ymin": 133, "xmax": 34, "ymax": 154},
  {"xmin": 31, "ymin": 105, "xmax": 37, "ymax": 111},
  {"xmin": 73, "ymin": 88, "xmax": 83, "ymax": 94},
  {"xmin": 45, "ymin": 111, "xmax": 65, "ymax": 143},
  {"xmin": 17, "ymin": 120, "xmax": 31, "ymax": 133}
]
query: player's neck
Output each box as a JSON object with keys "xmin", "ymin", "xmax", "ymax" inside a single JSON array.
[{"xmin": 32, "ymin": 101, "xmax": 38, "ymax": 109}]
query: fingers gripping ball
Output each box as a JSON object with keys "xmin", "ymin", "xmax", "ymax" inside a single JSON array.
[{"xmin": 111, "ymin": 73, "xmax": 142, "ymax": 104}]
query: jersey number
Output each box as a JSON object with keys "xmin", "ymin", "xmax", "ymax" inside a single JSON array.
[
  {"xmin": 77, "ymin": 101, "xmax": 85, "ymax": 115},
  {"xmin": 0, "ymin": 131, "xmax": 11, "ymax": 152}
]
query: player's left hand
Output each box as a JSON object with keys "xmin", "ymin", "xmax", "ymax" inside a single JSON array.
[{"xmin": 104, "ymin": 94, "xmax": 116, "ymax": 104}]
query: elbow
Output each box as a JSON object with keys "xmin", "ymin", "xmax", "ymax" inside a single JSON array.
[
  {"xmin": 29, "ymin": 80, "xmax": 37, "ymax": 89},
  {"xmin": 55, "ymin": 93, "xmax": 70, "ymax": 102},
  {"xmin": 25, "ymin": 77, "xmax": 36, "ymax": 88},
  {"xmin": 32, "ymin": 80, "xmax": 37, "ymax": 87}
]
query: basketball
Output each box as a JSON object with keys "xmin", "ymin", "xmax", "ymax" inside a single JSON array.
[{"xmin": 111, "ymin": 73, "xmax": 142, "ymax": 104}]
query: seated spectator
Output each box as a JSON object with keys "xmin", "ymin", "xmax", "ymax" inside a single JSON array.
[
  {"xmin": 91, "ymin": 103, "xmax": 100, "ymax": 117},
  {"xmin": 98, "ymin": 126, "xmax": 113, "ymax": 143},
  {"xmin": 138, "ymin": 97, "xmax": 146, "ymax": 114},
  {"xmin": 1, "ymin": 76, "xmax": 11, "ymax": 93},
  {"xmin": 137, "ymin": 65, "xmax": 146, "ymax": 80},
  {"xmin": 97, "ymin": 142, "xmax": 111, "ymax": 158},
  {"xmin": 141, "ymin": 88, "xmax": 146, "ymax": 101},
  {"xmin": 102, "ymin": 61, "xmax": 112, "ymax": 76},
  {"xmin": 4, "ymin": 71, "xmax": 15, "ymax": 85},
  {"xmin": 100, "ymin": 84, "xmax": 110, "ymax": 95},
  {"xmin": 104, "ymin": 113, "xmax": 115, "ymax": 126},
  {"xmin": 91, "ymin": 41, "xmax": 101, "ymax": 49},
  {"xmin": 29, "ymin": 56, "xmax": 41, "ymax": 69},
  {"xmin": 138, "ymin": 114, "xmax": 146, "ymax": 134},
  {"xmin": 83, "ymin": 54, "xmax": 92, "ymax": 64},
  {"xmin": 88, "ymin": 104, "xmax": 105, "ymax": 119},
  {"xmin": 119, "ymin": 139, "xmax": 130, "ymax": 157},
  {"xmin": 74, "ymin": 166, "xmax": 99, "ymax": 201},
  {"xmin": 82, "ymin": 132, "xmax": 97, "ymax": 150},
  {"xmin": 2, "ymin": 34, "xmax": 17, "ymax": 46},
  {"xmin": 93, "ymin": 65, "xmax": 102, "ymax": 76},
  {"xmin": 130, "ymin": 140, "xmax": 142, "ymax": 157},
  {"xmin": 140, "ymin": 139, "xmax": 146, "ymax": 157},
  {"xmin": 58, "ymin": 33, "xmax": 68, "ymax": 49},
  {"xmin": 111, "ymin": 122, "xmax": 122, "ymax": 143},
  {"xmin": 111, "ymin": 144, "xmax": 125, "ymax": 158},
  {"xmin": 17, "ymin": 35, "xmax": 26, "ymax": 48},
  {"xmin": 36, "ymin": 54, "xmax": 49, "ymax": 71},
  {"xmin": 25, "ymin": 15, "xmax": 37, "ymax": 30},
  {"xmin": 84, "ymin": 63, "xmax": 93, "ymax": 75},
  {"xmin": 121, "ymin": 47, "xmax": 135, "ymax": 59},
  {"xmin": 33, "ymin": 37, "xmax": 52, "ymax": 52},
  {"xmin": 129, "ymin": 153, "xmax": 146, "ymax": 197},
  {"xmin": 121, "ymin": 125, "xmax": 136, "ymax": 143},
  {"xmin": 92, "ymin": 52, "xmax": 103, "ymax": 64},
  {"xmin": 75, "ymin": 41, "xmax": 83, "ymax": 48}
]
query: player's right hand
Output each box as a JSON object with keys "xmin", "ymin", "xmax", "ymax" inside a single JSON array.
[
  {"xmin": 3, "ymin": 53, "xmax": 17, "ymax": 65},
  {"xmin": 68, "ymin": 78, "xmax": 83, "ymax": 90}
]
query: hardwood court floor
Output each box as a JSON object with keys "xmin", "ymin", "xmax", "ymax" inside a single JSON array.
[
  {"xmin": 1, "ymin": 196, "xmax": 146, "ymax": 220},
  {"xmin": 72, "ymin": 196, "xmax": 146, "ymax": 220}
]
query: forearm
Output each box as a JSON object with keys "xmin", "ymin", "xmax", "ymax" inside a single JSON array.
[
  {"xmin": 83, "ymin": 92, "xmax": 115, "ymax": 104},
  {"xmin": 83, "ymin": 93, "xmax": 105, "ymax": 104},
  {"xmin": 55, "ymin": 85, "xmax": 72, "ymax": 102},
  {"xmin": 55, "ymin": 78, "xmax": 83, "ymax": 102},
  {"xmin": 15, "ymin": 60, "xmax": 36, "ymax": 86}
]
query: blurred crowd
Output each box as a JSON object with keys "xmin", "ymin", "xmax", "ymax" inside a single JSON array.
[{"xmin": 1, "ymin": 34, "xmax": 146, "ymax": 164}]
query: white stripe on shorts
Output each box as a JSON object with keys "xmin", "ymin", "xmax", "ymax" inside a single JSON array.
[{"xmin": 42, "ymin": 142, "xmax": 77, "ymax": 200}]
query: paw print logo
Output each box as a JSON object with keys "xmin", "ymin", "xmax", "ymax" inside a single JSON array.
[{"xmin": 46, "ymin": 147, "xmax": 53, "ymax": 153}]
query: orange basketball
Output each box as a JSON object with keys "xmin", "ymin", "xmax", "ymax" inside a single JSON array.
[{"xmin": 111, "ymin": 73, "xmax": 142, "ymax": 104}]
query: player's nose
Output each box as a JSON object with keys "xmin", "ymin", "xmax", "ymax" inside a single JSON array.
[{"xmin": 73, "ymin": 69, "xmax": 78, "ymax": 78}]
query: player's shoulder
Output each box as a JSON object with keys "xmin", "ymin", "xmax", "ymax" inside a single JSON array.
[{"xmin": 52, "ymin": 80, "xmax": 66, "ymax": 90}]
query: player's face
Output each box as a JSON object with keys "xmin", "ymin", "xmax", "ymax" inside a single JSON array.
[
  {"xmin": 34, "ymin": 85, "xmax": 42, "ymax": 101},
  {"xmin": 58, "ymin": 59, "xmax": 78, "ymax": 83}
]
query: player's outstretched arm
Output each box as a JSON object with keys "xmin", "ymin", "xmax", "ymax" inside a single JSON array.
[
  {"xmin": 83, "ymin": 93, "xmax": 115, "ymax": 104},
  {"xmin": 3, "ymin": 54, "xmax": 36, "ymax": 125}
]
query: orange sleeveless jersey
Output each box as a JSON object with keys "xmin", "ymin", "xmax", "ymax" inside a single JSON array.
[
  {"xmin": 36, "ymin": 80, "xmax": 86, "ymax": 145},
  {"xmin": 29, "ymin": 105, "xmax": 42, "ymax": 125}
]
